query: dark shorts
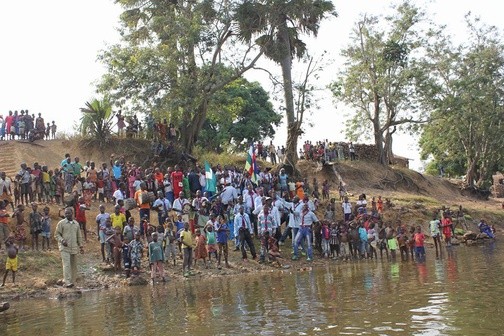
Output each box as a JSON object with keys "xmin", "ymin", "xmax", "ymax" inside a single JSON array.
[
  {"xmin": 21, "ymin": 183, "xmax": 30, "ymax": 195},
  {"xmin": 415, "ymin": 246, "xmax": 425, "ymax": 255}
]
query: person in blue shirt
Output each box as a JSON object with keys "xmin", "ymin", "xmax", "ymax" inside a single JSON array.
[
  {"xmin": 215, "ymin": 215, "xmax": 230, "ymax": 269},
  {"xmin": 358, "ymin": 223, "xmax": 369, "ymax": 259}
]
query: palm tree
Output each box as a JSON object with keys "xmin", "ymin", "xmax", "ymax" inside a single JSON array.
[
  {"xmin": 79, "ymin": 98, "xmax": 115, "ymax": 143},
  {"xmin": 235, "ymin": 0, "xmax": 336, "ymax": 167}
]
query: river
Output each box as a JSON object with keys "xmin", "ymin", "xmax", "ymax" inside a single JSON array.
[{"xmin": 1, "ymin": 243, "xmax": 501, "ymax": 335}]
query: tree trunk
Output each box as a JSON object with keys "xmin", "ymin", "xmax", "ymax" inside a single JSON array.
[
  {"xmin": 465, "ymin": 159, "xmax": 477, "ymax": 187},
  {"xmin": 383, "ymin": 127, "xmax": 395, "ymax": 164},
  {"xmin": 278, "ymin": 18, "xmax": 298, "ymax": 168}
]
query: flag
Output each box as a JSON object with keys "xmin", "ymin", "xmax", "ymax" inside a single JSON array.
[
  {"xmin": 205, "ymin": 161, "xmax": 216, "ymax": 193},
  {"xmin": 245, "ymin": 145, "xmax": 258, "ymax": 183}
]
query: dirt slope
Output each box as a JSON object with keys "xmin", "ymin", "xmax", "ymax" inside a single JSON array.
[{"xmin": 0, "ymin": 138, "xmax": 154, "ymax": 179}]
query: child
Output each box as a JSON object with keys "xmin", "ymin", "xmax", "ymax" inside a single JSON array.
[
  {"xmin": 107, "ymin": 226, "xmax": 124, "ymax": 272},
  {"xmin": 29, "ymin": 203, "xmax": 43, "ymax": 251},
  {"xmin": 268, "ymin": 235, "xmax": 282, "ymax": 267},
  {"xmin": 41, "ymin": 206, "xmax": 51, "ymax": 250},
  {"xmin": 123, "ymin": 237, "xmax": 132, "ymax": 277},
  {"xmin": 0, "ymin": 201, "xmax": 10, "ymax": 250},
  {"xmin": 441, "ymin": 213, "xmax": 453, "ymax": 247},
  {"xmin": 413, "ymin": 225, "xmax": 426, "ymax": 261},
  {"xmin": 164, "ymin": 221, "xmax": 177, "ymax": 266},
  {"xmin": 339, "ymin": 223, "xmax": 350, "ymax": 261},
  {"xmin": 180, "ymin": 222, "xmax": 194, "ymax": 277},
  {"xmin": 377, "ymin": 196, "xmax": 384, "ymax": 214},
  {"xmin": 45, "ymin": 123, "xmax": 51, "ymax": 140},
  {"xmin": 174, "ymin": 214, "xmax": 185, "ymax": 254},
  {"xmin": 324, "ymin": 203, "xmax": 334, "ymax": 222},
  {"xmin": 13, "ymin": 204, "xmax": 26, "ymax": 251},
  {"xmin": 215, "ymin": 215, "xmax": 230, "ymax": 269},
  {"xmin": 329, "ymin": 222, "xmax": 340, "ymax": 259},
  {"xmin": 367, "ymin": 223, "xmax": 378, "ymax": 259},
  {"xmin": 205, "ymin": 223, "xmax": 218, "ymax": 267},
  {"xmin": 51, "ymin": 121, "xmax": 57, "ymax": 139},
  {"xmin": 104, "ymin": 218, "xmax": 115, "ymax": 263},
  {"xmin": 1, "ymin": 236, "xmax": 18, "ymax": 286},
  {"xmin": 41, "ymin": 166, "xmax": 51, "ymax": 204},
  {"xmin": 193, "ymin": 228, "xmax": 207, "ymax": 269},
  {"xmin": 129, "ymin": 232, "xmax": 144, "ymax": 275},
  {"xmin": 387, "ymin": 227, "xmax": 398, "ymax": 261},
  {"xmin": 149, "ymin": 232, "xmax": 166, "ymax": 283},
  {"xmin": 322, "ymin": 180, "xmax": 330, "ymax": 200},
  {"xmin": 321, "ymin": 221, "xmax": 331, "ymax": 258}
]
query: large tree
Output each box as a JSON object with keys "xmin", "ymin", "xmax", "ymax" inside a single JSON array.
[
  {"xmin": 98, "ymin": 0, "xmax": 263, "ymax": 152},
  {"xmin": 417, "ymin": 15, "xmax": 504, "ymax": 187},
  {"xmin": 199, "ymin": 77, "xmax": 282, "ymax": 152},
  {"xmin": 331, "ymin": 1, "xmax": 425, "ymax": 165},
  {"xmin": 234, "ymin": 0, "xmax": 336, "ymax": 168}
]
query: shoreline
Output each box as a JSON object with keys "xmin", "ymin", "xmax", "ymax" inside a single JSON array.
[{"xmin": 0, "ymin": 237, "xmax": 493, "ymax": 303}]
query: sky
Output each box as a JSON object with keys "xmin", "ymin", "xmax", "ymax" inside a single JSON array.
[{"xmin": 1, "ymin": 0, "xmax": 503, "ymax": 171}]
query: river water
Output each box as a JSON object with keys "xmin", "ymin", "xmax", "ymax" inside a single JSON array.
[{"xmin": 2, "ymin": 243, "xmax": 502, "ymax": 335}]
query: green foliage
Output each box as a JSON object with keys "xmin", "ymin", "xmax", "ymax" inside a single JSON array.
[
  {"xmin": 199, "ymin": 78, "xmax": 281, "ymax": 152},
  {"xmin": 417, "ymin": 14, "xmax": 504, "ymax": 187},
  {"xmin": 79, "ymin": 98, "xmax": 115, "ymax": 143},
  {"xmin": 98, "ymin": 0, "xmax": 264, "ymax": 152},
  {"xmin": 331, "ymin": 1, "xmax": 425, "ymax": 164}
]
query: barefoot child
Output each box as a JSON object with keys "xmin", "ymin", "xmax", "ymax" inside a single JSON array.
[
  {"xmin": 180, "ymin": 222, "xmax": 194, "ymax": 277},
  {"xmin": 268, "ymin": 235, "xmax": 282, "ymax": 267},
  {"xmin": 193, "ymin": 228, "xmax": 207, "ymax": 269},
  {"xmin": 29, "ymin": 203, "xmax": 43, "ymax": 251},
  {"xmin": 413, "ymin": 225, "xmax": 426, "ymax": 262},
  {"xmin": 129, "ymin": 232, "xmax": 144, "ymax": 275},
  {"xmin": 41, "ymin": 206, "xmax": 51, "ymax": 250},
  {"xmin": 2, "ymin": 236, "xmax": 18, "ymax": 286},
  {"xmin": 164, "ymin": 221, "xmax": 177, "ymax": 267},
  {"xmin": 123, "ymin": 237, "xmax": 132, "ymax": 277},
  {"xmin": 107, "ymin": 226, "xmax": 124, "ymax": 271},
  {"xmin": 13, "ymin": 204, "xmax": 26, "ymax": 251},
  {"xmin": 149, "ymin": 232, "xmax": 166, "ymax": 283},
  {"xmin": 215, "ymin": 215, "xmax": 230, "ymax": 269},
  {"xmin": 205, "ymin": 224, "xmax": 218, "ymax": 267}
]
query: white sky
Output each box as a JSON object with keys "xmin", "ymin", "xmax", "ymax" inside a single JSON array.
[{"xmin": 1, "ymin": 0, "xmax": 503, "ymax": 171}]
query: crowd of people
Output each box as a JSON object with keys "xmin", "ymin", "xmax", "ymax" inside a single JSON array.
[
  {"xmin": 0, "ymin": 110, "xmax": 57, "ymax": 141},
  {"xmin": 0, "ymin": 144, "xmax": 495, "ymax": 288}
]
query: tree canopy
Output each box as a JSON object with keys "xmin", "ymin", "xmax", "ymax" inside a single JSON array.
[
  {"xmin": 199, "ymin": 77, "xmax": 281, "ymax": 152},
  {"xmin": 98, "ymin": 0, "xmax": 263, "ymax": 152},
  {"xmin": 331, "ymin": 1, "xmax": 425, "ymax": 165},
  {"xmin": 417, "ymin": 14, "xmax": 504, "ymax": 187}
]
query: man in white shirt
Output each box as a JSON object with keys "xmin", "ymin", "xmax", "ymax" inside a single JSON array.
[
  {"xmin": 234, "ymin": 206, "xmax": 256, "ymax": 261},
  {"xmin": 292, "ymin": 203, "xmax": 318, "ymax": 262},
  {"xmin": 152, "ymin": 191, "xmax": 172, "ymax": 226},
  {"xmin": 220, "ymin": 183, "xmax": 238, "ymax": 206},
  {"xmin": 112, "ymin": 182, "xmax": 127, "ymax": 205},
  {"xmin": 172, "ymin": 191, "xmax": 190, "ymax": 213}
]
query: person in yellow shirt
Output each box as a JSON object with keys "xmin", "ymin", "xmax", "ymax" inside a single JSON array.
[
  {"xmin": 110, "ymin": 204, "xmax": 126, "ymax": 230},
  {"xmin": 41, "ymin": 166, "xmax": 51, "ymax": 203},
  {"xmin": 180, "ymin": 222, "xmax": 194, "ymax": 277}
]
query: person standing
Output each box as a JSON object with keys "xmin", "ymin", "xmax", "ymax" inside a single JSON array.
[
  {"xmin": 55, "ymin": 207, "xmax": 84, "ymax": 288},
  {"xmin": 234, "ymin": 206, "xmax": 256, "ymax": 261},
  {"xmin": 348, "ymin": 142, "xmax": 356, "ymax": 161}
]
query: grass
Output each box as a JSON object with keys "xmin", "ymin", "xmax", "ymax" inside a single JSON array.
[{"xmin": 193, "ymin": 146, "xmax": 248, "ymax": 168}]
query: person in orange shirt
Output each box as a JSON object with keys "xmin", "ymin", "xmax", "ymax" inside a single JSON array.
[
  {"xmin": 153, "ymin": 168, "xmax": 164, "ymax": 191},
  {"xmin": 134, "ymin": 182, "xmax": 150, "ymax": 237},
  {"xmin": 295, "ymin": 179, "xmax": 305, "ymax": 200},
  {"xmin": 377, "ymin": 195, "xmax": 384, "ymax": 214}
]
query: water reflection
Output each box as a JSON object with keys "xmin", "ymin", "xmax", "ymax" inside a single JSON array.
[{"xmin": 3, "ymin": 246, "xmax": 504, "ymax": 335}]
